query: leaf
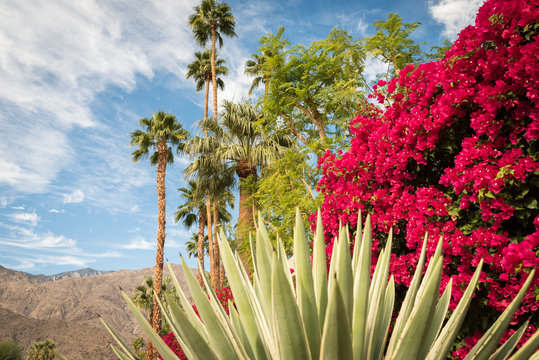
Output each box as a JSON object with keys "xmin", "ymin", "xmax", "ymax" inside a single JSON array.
[
  {"xmin": 489, "ymin": 320, "xmax": 528, "ymax": 360},
  {"xmin": 100, "ymin": 317, "xmax": 139, "ymax": 360},
  {"xmin": 320, "ymin": 281, "xmax": 353, "ymax": 359}
]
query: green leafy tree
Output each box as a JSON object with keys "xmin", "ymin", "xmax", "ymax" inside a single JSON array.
[
  {"xmin": 263, "ymin": 28, "xmax": 365, "ymax": 151},
  {"xmin": 244, "ymin": 27, "xmax": 288, "ymax": 97},
  {"xmin": 129, "ymin": 111, "xmax": 188, "ymax": 360},
  {"xmin": 428, "ymin": 39, "xmax": 453, "ymax": 61},
  {"xmin": 25, "ymin": 340, "xmax": 55, "ymax": 360},
  {"xmin": 363, "ymin": 12, "xmax": 425, "ymax": 76},
  {"xmin": 0, "ymin": 340, "xmax": 22, "ymax": 360},
  {"xmin": 254, "ymin": 149, "xmax": 322, "ymax": 249},
  {"xmin": 189, "ymin": 0, "xmax": 236, "ymax": 125}
]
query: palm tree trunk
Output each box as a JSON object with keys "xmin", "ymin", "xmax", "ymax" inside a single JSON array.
[
  {"xmin": 213, "ymin": 201, "xmax": 220, "ymax": 289},
  {"xmin": 147, "ymin": 140, "xmax": 168, "ymax": 360},
  {"xmin": 206, "ymin": 197, "xmax": 214, "ymax": 287},
  {"xmin": 197, "ymin": 209, "xmax": 206, "ymax": 286},
  {"xmin": 204, "ymin": 78, "xmax": 210, "ymax": 138},
  {"xmin": 211, "ymin": 27, "xmax": 218, "ymax": 123},
  {"xmin": 220, "ymin": 261, "xmax": 225, "ymax": 289}
]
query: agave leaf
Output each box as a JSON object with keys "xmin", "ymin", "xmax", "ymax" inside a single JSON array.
[
  {"xmin": 489, "ymin": 320, "xmax": 528, "ymax": 360},
  {"xmin": 508, "ymin": 328, "xmax": 539, "ymax": 360},
  {"xmin": 425, "ymin": 259, "xmax": 484, "ymax": 360},
  {"xmin": 255, "ymin": 214, "xmax": 275, "ymax": 316},
  {"xmin": 120, "ymin": 291, "xmax": 178, "ymax": 360},
  {"xmin": 271, "ymin": 252, "xmax": 311, "ymax": 360},
  {"xmin": 276, "ymin": 235, "xmax": 295, "ymax": 296},
  {"xmin": 352, "ymin": 215, "xmax": 372, "ymax": 360},
  {"xmin": 320, "ymin": 281, "xmax": 353, "ymax": 359},
  {"xmin": 465, "ymin": 269, "xmax": 536, "ymax": 360},
  {"xmin": 159, "ymin": 293, "xmax": 215, "ymax": 360},
  {"xmin": 420, "ymin": 278, "xmax": 452, "ymax": 358},
  {"xmin": 352, "ymin": 209, "xmax": 363, "ymax": 274},
  {"xmin": 365, "ymin": 229, "xmax": 392, "ymax": 359},
  {"xmin": 386, "ymin": 233, "xmax": 429, "ymax": 358},
  {"xmin": 372, "ymin": 276, "xmax": 395, "ymax": 360},
  {"xmin": 219, "ymin": 230, "xmax": 271, "ymax": 360},
  {"xmin": 110, "ymin": 344, "xmax": 135, "ymax": 360},
  {"xmin": 100, "ymin": 317, "xmax": 139, "ymax": 360},
  {"xmin": 166, "ymin": 262, "xmax": 206, "ymax": 336},
  {"xmin": 229, "ymin": 302, "xmax": 256, "ymax": 359},
  {"xmin": 313, "ymin": 210, "xmax": 328, "ymax": 329},
  {"xmin": 293, "ymin": 208, "xmax": 321, "ymax": 360},
  {"xmin": 391, "ymin": 255, "xmax": 443, "ymax": 360},
  {"xmin": 180, "ymin": 257, "xmax": 239, "ymax": 359},
  {"xmin": 335, "ymin": 223, "xmax": 353, "ymax": 318}
]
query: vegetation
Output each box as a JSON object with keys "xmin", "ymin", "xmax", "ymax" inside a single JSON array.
[
  {"xmin": 102, "ymin": 0, "xmax": 539, "ymax": 359},
  {"xmin": 130, "ymin": 111, "xmax": 189, "ymax": 360},
  {"xmin": 0, "ymin": 339, "xmax": 22, "ymax": 360},
  {"xmin": 25, "ymin": 340, "xmax": 56, "ymax": 360},
  {"xmin": 105, "ymin": 211, "xmax": 539, "ymax": 359}
]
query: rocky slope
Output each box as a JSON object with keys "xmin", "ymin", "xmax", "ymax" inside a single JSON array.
[{"xmin": 0, "ymin": 264, "xmax": 193, "ymax": 359}]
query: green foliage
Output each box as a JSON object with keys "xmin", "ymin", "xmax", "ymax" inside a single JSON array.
[
  {"xmin": 254, "ymin": 149, "xmax": 322, "ymax": 249},
  {"xmin": 105, "ymin": 211, "xmax": 538, "ymax": 360},
  {"xmin": 262, "ymin": 27, "xmax": 366, "ymax": 150},
  {"xmin": 131, "ymin": 337, "xmax": 144, "ymax": 357},
  {"xmin": 0, "ymin": 339, "xmax": 22, "ymax": 360},
  {"xmin": 363, "ymin": 12, "xmax": 426, "ymax": 76},
  {"xmin": 186, "ymin": 50, "xmax": 227, "ymax": 92},
  {"xmin": 131, "ymin": 276, "xmax": 179, "ymax": 336},
  {"xmin": 25, "ymin": 340, "xmax": 56, "ymax": 360}
]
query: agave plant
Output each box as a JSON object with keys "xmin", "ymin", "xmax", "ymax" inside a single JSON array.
[{"xmin": 103, "ymin": 210, "xmax": 538, "ymax": 359}]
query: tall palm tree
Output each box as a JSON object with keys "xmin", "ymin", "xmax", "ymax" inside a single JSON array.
[
  {"xmin": 186, "ymin": 49, "xmax": 228, "ymax": 132},
  {"xmin": 185, "ymin": 50, "xmax": 227, "ymax": 287},
  {"xmin": 130, "ymin": 111, "xmax": 188, "ymax": 360},
  {"xmin": 203, "ymin": 100, "xmax": 291, "ymax": 267},
  {"xmin": 184, "ymin": 137, "xmax": 236, "ymax": 288},
  {"xmin": 189, "ymin": 0, "xmax": 236, "ymax": 125},
  {"xmin": 175, "ymin": 180, "xmax": 206, "ymax": 285}
]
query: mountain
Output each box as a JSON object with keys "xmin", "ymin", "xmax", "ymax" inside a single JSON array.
[
  {"xmin": 0, "ymin": 264, "xmax": 194, "ymax": 359},
  {"xmin": 0, "ymin": 265, "xmax": 111, "ymax": 283}
]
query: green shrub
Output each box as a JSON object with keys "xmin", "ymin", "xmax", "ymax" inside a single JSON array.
[{"xmin": 0, "ymin": 339, "xmax": 22, "ymax": 360}]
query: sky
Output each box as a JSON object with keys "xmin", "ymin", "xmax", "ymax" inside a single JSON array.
[{"xmin": 0, "ymin": 0, "xmax": 485, "ymax": 275}]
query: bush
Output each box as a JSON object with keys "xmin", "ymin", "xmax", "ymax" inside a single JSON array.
[
  {"xmin": 316, "ymin": 0, "xmax": 538, "ymax": 355},
  {"xmin": 0, "ymin": 340, "xmax": 22, "ymax": 360}
]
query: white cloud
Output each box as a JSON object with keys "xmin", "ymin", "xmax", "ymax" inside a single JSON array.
[
  {"xmin": 11, "ymin": 206, "xmax": 24, "ymax": 210},
  {"xmin": 10, "ymin": 212, "xmax": 40, "ymax": 227},
  {"xmin": 49, "ymin": 208, "xmax": 65, "ymax": 213},
  {"xmin": 0, "ymin": 227, "xmax": 76, "ymax": 249},
  {"xmin": 363, "ymin": 56, "xmax": 390, "ymax": 83},
  {"xmin": 122, "ymin": 236, "xmax": 155, "ymax": 250},
  {"xmin": 429, "ymin": 0, "xmax": 485, "ymax": 39},
  {"xmin": 0, "ymin": 0, "xmax": 197, "ymax": 194},
  {"xmin": 63, "ymin": 189, "xmax": 85, "ymax": 204},
  {"xmin": 9, "ymin": 255, "xmax": 90, "ymax": 270}
]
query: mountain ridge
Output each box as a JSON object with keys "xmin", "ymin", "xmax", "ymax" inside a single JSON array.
[{"xmin": 0, "ymin": 263, "xmax": 194, "ymax": 359}]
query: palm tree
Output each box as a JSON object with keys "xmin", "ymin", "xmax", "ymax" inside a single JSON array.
[
  {"xmin": 130, "ymin": 111, "xmax": 188, "ymax": 360},
  {"xmin": 202, "ymin": 100, "xmax": 291, "ymax": 267},
  {"xmin": 26, "ymin": 340, "xmax": 56, "ymax": 360},
  {"xmin": 131, "ymin": 337, "xmax": 144, "ymax": 357},
  {"xmin": 184, "ymin": 137, "xmax": 236, "ymax": 288},
  {"xmin": 175, "ymin": 180, "xmax": 206, "ymax": 285},
  {"xmin": 186, "ymin": 49, "xmax": 228, "ymax": 132},
  {"xmin": 189, "ymin": 0, "xmax": 236, "ymax": 125}
]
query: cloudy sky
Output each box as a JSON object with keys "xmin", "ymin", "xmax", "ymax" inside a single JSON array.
[{"xmin": 0, "ymin": 0, "xmax": 484, "ymax": 275}]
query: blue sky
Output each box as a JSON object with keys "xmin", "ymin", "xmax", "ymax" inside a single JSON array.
[{"xmin": 0, "ymin": 0, "xmax": 484, "ymax": 275}]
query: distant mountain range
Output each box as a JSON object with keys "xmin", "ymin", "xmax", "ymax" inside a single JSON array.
[
  {"xmin": 0, "ymin": 264, "xmax": 193, "ymax": 359},
  {"xmin": 0, "ymin": 265, "xmax": 112, "ymax": 283}
]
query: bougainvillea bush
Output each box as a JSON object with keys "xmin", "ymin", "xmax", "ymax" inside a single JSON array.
[{"xmin": 316, "ymin": 0, "xmax": 538, "ymax": 356}]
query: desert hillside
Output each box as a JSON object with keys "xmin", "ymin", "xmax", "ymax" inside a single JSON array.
[{"xmin": 0, "ymin": 264, "xmax": 193, "ymax": 359}]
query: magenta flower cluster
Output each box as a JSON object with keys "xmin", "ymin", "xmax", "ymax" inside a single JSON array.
[{"xmin": 316, "ymin": 0, "xmax": 538, "ymax": 356}]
